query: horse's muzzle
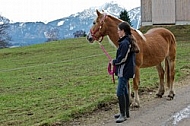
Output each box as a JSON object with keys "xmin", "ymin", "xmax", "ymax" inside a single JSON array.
[{"xmin": 86, "ymin": 33, "xmax": 94, "ymax": 43}]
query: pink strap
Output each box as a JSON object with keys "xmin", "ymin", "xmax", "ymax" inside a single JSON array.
[
  {"xmin": 100, "ymin": 44, "xmax": 112, "ymax": 61},
  {"xmin": 99, "ymin": 42, "xmax": 116, "ymax": 84},
  {"xmin": 107, "ymin": 63, "xmax": 116, "ymax": 84}
]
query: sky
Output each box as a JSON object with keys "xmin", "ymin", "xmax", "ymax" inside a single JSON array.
[{"xmin": 0, "ymin": 0, "xmax": 140, "ymax": 23}]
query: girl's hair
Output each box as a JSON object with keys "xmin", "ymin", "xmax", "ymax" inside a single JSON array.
[
  {"xmin": 118, "ymin": 21, "xmax": 140, "ymax": 53},
  {"xmin": 118, "ymin": 21, "xmax": 131, "ymax": 35}
]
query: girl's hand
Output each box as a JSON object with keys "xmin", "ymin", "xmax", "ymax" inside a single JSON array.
[{"xmin": 110, "ymin": 60, "xmax": 113, "ymax": 65}]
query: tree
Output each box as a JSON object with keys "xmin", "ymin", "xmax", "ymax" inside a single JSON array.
[
  {"xmin": 73, "ymin": 30, "xmax": 86, "ymax": 38},
  {"xmin": 119, "ymin": 10, "xmax": 132, "ymax": 26},
  {"xmin": 45, "ymin": 28, "xmax": 59, "ymax": 42},
  {"xmin": 0, "ymin": 23, "xmax": 11, "ymax": 48}
]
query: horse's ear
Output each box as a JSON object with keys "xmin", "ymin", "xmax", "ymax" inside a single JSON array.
[{"xmin": 96, "ymin": 9, "xmax": 101, "ymax": 16}]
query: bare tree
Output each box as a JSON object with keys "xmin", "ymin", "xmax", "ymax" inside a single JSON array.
[
  {"xmin": 73, "ymin": 30, "xmax": 86, "ymax": 38},
  {"xmin": 45, "ymin": 28, "xmax": 59, "ymax": 42},
  {"xmin": 0, "ymin": 16, "xmax": 11, "ymax": 48}
]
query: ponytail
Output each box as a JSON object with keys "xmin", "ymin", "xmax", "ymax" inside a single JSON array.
[{"xmin": 129, "ymin": 35, "xmax": 140, "ymax": 53}]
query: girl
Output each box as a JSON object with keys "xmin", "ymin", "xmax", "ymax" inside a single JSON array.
[{"xmin": 111, "ymin": 21, "xmax": 136, "ymax": 123}]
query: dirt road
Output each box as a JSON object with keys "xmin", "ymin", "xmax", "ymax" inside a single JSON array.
[
  {"xmin": 102, "ymin": 75, "xmax": 190, "ymax": 126},
  {"xmin": 68, "ymin": 75, "xmax": 190, "ymax": 126},
  {"xmin": 61, "ymin": 75, "xmax": 190, "ymax": 126}
]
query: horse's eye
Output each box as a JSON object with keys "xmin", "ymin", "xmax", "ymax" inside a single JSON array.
[{"xmin": 93, "ymin": 21, "xmax": 96, "ymax": 25}]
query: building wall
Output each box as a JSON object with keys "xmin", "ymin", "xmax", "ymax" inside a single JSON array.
[
  {"xmin": 176, "ymin": 0, "xmax": 190, "ymax": 24},
  {"xmin": 141, "ymin": 0, "xmax": 152, "ymax": 22},
  {"xmin": 141, "ymin": 0, "xmax": 190, "ymax": 26},
  {"xmin": 152, "ymin": 0, "xmax": 175, "ymax": 24},
  {"xmin": 141, "ymin": 0, "xmax": 152, "ymax": 26}
]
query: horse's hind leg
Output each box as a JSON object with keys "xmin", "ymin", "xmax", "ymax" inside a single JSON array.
[
  {"xmin": 156, "ymin": 63, "xmax": 165, "ymax": 98},
  {"xmin": 166, "ymin": 56, "xmax": 176, "ymax": 100}
]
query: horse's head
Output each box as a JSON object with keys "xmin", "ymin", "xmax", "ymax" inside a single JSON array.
[
  {"xmin": 86, "ymin": 10, "xmax": 143, "ymax": 49},
  {"xmin": 86, "ymin": 10, "xmax": 108, "ymax": 43}
]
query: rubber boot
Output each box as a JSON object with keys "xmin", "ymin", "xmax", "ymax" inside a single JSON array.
[
  {"xmin": 125, "ymin": 93, "xmax": 130, "ymax": 118},
  {"xmin": 114, "ymin": 94, "xmax": 130, "ymax": 119},
  {"xmin": 116, "ymin": 95, "xmax": 126, "ymax": 123},
  {"xmin": 114, "ymin": 113, "xmax": 120, "ymax": 119}
]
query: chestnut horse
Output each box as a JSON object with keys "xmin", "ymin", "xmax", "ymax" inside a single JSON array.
[{"xmin": 87, "ymin": 10, "xmax": 176, "ymax": 107}]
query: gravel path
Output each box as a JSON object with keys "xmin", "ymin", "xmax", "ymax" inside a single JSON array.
[{"xmin": 63, "ymin": 75, "xmax": 190, "ymax": 126}]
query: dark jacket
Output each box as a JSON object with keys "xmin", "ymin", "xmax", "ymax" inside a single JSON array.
[{"xmin": 112, "ymin": 35, "xmax": 135, "ymax": 79}]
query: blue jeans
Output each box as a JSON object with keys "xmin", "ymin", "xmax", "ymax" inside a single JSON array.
[{"xmin": 117, "ymin": 77, "xmax": 128, "ymax": 97}]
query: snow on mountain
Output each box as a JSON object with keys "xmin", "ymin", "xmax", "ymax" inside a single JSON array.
[
  {"xmin": 3, "ymin": 2, "xmax": 140, "ymax": 47},
  {"xmin": 0, "ymin": 15, "xmax": 10, "ymax": 24}
]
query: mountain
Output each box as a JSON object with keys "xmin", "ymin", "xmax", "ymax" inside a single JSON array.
[
  {"xmin": 0, "ymin": 16, "xmax": 10, "ymax": 24},
  {"xmin": 3, "ymin": 2, "xmax": 140, "ymax": 47}
]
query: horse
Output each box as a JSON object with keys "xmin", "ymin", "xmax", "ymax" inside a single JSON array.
[{"xmin": 86, "ymin": 10, "xmax": 176, "ymax": 107}]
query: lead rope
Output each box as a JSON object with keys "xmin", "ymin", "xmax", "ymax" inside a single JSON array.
[{"xmin": 98, "ymin": 42, "xmax": 116, "ymax": 84}]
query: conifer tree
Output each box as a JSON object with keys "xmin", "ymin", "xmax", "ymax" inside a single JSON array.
[{"xmin": 119, "ymin": 10, "xmax": 132, "ymax": 26}]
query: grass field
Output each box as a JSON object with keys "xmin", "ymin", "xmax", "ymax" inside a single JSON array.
[{"xmin": 0, "ymin": 25, "xmax": 190, "ymax": 125}]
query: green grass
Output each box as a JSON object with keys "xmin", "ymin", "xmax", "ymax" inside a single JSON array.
[{"xmin": 0, "ymin": 25, "xmax": 190, "ymax": 125}]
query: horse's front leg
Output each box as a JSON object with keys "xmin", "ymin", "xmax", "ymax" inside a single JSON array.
[
  {"xmin": 131, "ymin": 67, "xmax": 140, "ymax": 108},
  {"xmin": 128, "ymin": 80, "xmax": 132, "ymax": 105}
]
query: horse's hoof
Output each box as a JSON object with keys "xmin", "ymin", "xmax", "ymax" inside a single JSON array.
[
  {"xmin": 167, "ymin": 94, "xmax": 175, "ymax": 100},
  {"xmin": 130, "ymin": 103, "xmax": 140, "ymax": 110},
  {"xmin": 129, "ymin": 102, "xmax": 132, "ymax": 106},
  {"xmin": 130, "ymin": 105, "xmax": 140, "ymax": 111},
  {"xmin": 156, "ymin": 93, "xmax": 163, "ymax": 98}
]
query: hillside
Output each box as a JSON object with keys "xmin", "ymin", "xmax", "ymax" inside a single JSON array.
[
  {"xmin": 139, "ymin": 25, "xmax": 190, "ymax": 41},
  {"xmin": 0, "ymin": 25, "xmax": 189, "ymax": 125}
]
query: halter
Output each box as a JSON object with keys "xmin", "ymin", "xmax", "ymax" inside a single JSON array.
[{"xmin": 90, "ymin": 13, "xmax": 107, "ymax": 42}]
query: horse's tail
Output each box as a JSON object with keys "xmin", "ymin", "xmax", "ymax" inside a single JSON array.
[
  {"xmin": 165, "ymin": 31, "xmax": 176, "ymax": 88},
  {"xmin": 170, "ymin": 31, "xmax": 177, "ymax": 45},
  {"xmin": 165, "ymin": 57, "xmax": 170, "ymax": 88}
]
